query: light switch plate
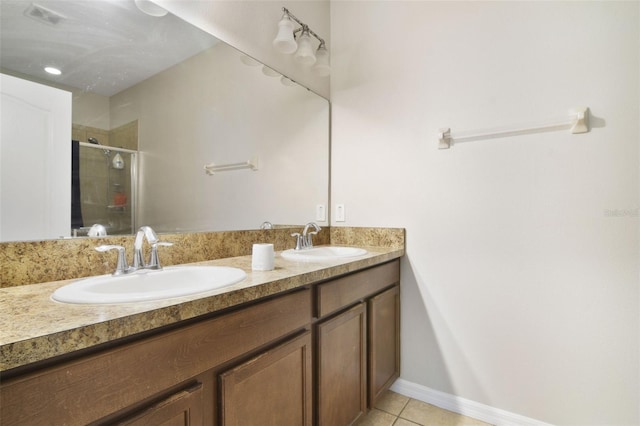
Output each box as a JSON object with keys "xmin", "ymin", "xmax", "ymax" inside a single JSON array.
[
  {"xmin": 335, "ymin": 204, "xmax": 345, "ymax": 222},
  {"xmin": 316, "ymin": 204, "xmax": 326, "ymax": 222}
]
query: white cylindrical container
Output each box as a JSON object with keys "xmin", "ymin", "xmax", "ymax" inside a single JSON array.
[{"xmin": 252, "ymin": 243, "xmax": 275, "ymax": 271}]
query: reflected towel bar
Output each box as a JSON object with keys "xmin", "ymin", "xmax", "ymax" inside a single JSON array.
[
  {"xmin": 204, "ymin": 157, "xmax": 259, "ymax": 175},
  {"xmin": 438, "ymin": 106, "xmax": 590, "ymax": 149}
]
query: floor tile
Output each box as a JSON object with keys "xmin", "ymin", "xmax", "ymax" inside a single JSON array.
[
  {"xmin": 353, "ymin": 409, "xmax": 397, "ymax": 426},
  {"xmin": 393, "ymin": 418, "xmax": 421, "ymax": 426},
  {"xmin": 399, "ymin": 399, "xmax": 492, "ymax": 426},
  {"xmin": 375, "ymin": 390, "xmax": 410, "ymax": 416},
  {"xmin": 357, "ymin": 393, "xmax": 492, "ymax": 426}
]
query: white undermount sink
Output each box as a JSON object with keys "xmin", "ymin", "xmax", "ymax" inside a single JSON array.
[
  {"xmin": 281, "ymin": 246, "xmax": 367, "ymax": 262},
  {"xmin": 52, "ymin": 266, "xmax": 247, "ymax": 304}
]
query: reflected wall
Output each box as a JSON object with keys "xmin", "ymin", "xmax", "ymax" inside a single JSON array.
[{"xmin": 110, "ymin": 42, "xmax": 329, "ymax": 232}]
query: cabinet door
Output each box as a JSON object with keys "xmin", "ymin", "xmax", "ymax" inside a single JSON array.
[
  {"xmin": 219, "ymin": 332, "xmax": 312, "ymax": 426},
  {"xmin": 317, "ymin": 303, "xmax": 367, "ymax": 426},
  {"xmin": 118, "ymin": 382, "xmax": 204, "ymax": 426},
  {"xmin": 368, "ymin": 285, "xmax": 400, "ymax": 407}
]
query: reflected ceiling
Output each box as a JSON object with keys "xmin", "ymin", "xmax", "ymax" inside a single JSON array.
[{"xmin": 0, "ymin": 0, "xmax": 218, "ymax": 96}]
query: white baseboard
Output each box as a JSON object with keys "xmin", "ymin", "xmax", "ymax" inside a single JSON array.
[{"xmin": 390, "ymin": 378, "xmax": 554, "ymax": 426}]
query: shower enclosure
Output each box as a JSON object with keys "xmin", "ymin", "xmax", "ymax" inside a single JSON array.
[{"xmin": 73, "ymin": 142, "xmax": 137, "ymax": 236}]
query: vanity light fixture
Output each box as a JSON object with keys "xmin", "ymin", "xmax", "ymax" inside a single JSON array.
[{"xmin": 272, "ymin": 7, "xmax": 330, "ymax": 77}]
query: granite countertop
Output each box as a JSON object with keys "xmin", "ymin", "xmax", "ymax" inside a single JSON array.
[{"xmin": 0, "ymin": 245, "xmax": 403, "ymax": 372}]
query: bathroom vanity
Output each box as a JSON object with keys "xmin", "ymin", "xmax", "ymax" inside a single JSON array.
[{"xmin": 0, "ymin": 247, "xmax": 402, "ymax": 425}]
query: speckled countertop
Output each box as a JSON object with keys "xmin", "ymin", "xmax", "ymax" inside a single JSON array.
[{"xmin": 0, "ymin": 245, "xmax": 403, "ymax": 372}]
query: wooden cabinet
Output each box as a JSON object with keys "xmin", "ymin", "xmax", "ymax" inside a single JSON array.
[
  {"xmin": 0, "ymin": 259, "xmax": 401, "ymax": 426},
  {"xmin": 219, "ymin": 332, "xmax": 313, "ymax": 426},
  {"xmin": 316, "ymin": 260, "xmax": 400, "ymax": 424}
]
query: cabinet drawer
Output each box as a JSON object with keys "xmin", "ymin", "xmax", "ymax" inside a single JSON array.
[
  {"xmin": 1, "ymin": 288, "xmax": 312, "ymax": 426},
  {"xmin": 317, "ymin": 260, "xmax": 399, "ymax": 317}
]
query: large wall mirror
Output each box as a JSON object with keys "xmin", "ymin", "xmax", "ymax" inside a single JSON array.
[{"xmin": 0, "ymin": 0, "xmax": 329, "ymax": 242}]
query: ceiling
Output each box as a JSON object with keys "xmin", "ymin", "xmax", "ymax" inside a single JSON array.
[{"xmin": 0, "ymin": 0, "xmax": 219, "ymax": 96}]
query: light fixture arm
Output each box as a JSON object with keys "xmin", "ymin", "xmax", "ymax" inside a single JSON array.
[{"xmin": 282, "ymin": 7, "xmax": 326, "ymax": 48}]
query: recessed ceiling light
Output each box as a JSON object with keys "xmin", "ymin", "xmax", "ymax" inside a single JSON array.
[{"xmin": 44, "ymin": 66, "xmax": 62, "ymax": 75}]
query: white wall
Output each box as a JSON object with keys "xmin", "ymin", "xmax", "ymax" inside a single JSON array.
[
  {"xmin": 153, "ymin": 0, "xmax": 330, "ymax": 99},
  {"xmin": 330, "ymin": 1, "xmax": 639, "ymax": 425},
  {"xmin": 0, "ymin": 68, "xmax": 110, "ymax": 130},
  {"xmin": 71, "ymin": 91, "xmax": 110, "ymax": 130}
]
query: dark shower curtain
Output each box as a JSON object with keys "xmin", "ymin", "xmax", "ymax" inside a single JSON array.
[{"xmin": 71, "ymin": 140, "xmax": 83, "ymax": 229}]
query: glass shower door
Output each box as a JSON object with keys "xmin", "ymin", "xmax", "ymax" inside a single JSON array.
[{"xmin": 74, "ymin": 143, "xmax": 137, "ymax": 236}]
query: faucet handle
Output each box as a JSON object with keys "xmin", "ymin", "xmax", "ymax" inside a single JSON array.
[
  {"xmin": 290, "ymin": 233, "xmax": 303, "ymax": 250},
  {"xmin": 95, "ymin": 245, "xmax": 129, "ymax": 275},
  {"xmin": 149, "ymin": 241, "xmax": 173, "ymax": 270}
]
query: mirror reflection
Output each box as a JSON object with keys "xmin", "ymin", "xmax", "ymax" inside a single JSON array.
[{"xmin": 0, "ymin": 0, "xmax": 329, "ymax": 242}]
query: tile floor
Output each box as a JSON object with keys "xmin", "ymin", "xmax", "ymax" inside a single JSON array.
[{"xmin": 354, "ymin": 391, "xmax": 493, "ymax": 426}]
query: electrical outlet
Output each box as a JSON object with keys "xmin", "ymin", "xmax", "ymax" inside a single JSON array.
[
  {"xmin": 316, "ymin": 204, "xmax": 326, "ymax": 222},
  {"xmin": 335, "ymin": 204, "xmax": 345, "ymax": 222}
]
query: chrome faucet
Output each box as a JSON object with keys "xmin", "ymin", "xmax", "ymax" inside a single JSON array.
[
  {"xmin": 291, "ymin": 222, "xmax": 321, "ymax": 250},
  {"xmin": 133, "ymin": 226, "xmax": 174, "ymax": 270},
  {"xmin": 96, "ymin": 226, "xmax": 173, "ymax": 275},
  {"xmin": 87, "ymin": 224, "xmax": 107, "ymax": 237},
  {"xmin": 133, "ymin": 226, "xmax": 159, "ymax": 269}
]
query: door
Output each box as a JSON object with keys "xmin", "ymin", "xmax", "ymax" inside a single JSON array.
[{"xmin": 0, "ymin": 73, "xmax": 71, "ymax": 241}]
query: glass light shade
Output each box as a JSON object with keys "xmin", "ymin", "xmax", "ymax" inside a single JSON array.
[
  {"xmin": 273, "ymin": 16, "xmax": 297, "ymax": 54},
  {"xmin": 240, "ymin": 55, "xmax": 261, "ymax": 67},
  {"xmin": 294, "ymin": 31, "xmax": 316, "ymax": 66},
  {"xmin": 261, "ymin": 65, "xmax": 281, "ymax": 77},
  {"xmin": 312, "ymin": 45, "xmax": 330, "ymax": 77},
  {"xmin": 134, "ymin": 0, "xmax": 168, "ymax": 17}
]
